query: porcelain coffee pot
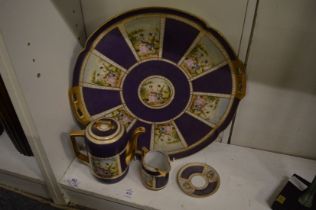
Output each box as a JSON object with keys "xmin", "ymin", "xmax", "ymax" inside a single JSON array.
[{"xmin": 70, "ymin": 117, "xmax": 145, "ymax": 183}]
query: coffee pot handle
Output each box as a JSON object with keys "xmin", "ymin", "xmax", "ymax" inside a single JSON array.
[
  {"xmin": 70, "ymin": 130, "xmax": 89, "ymax": 164},
  {"xmin": 125, "ymin": 127, "xmax": 146, "ymax": 165}
]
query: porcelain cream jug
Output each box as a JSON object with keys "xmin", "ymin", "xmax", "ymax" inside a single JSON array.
[{"xmin": 139, "ymin": 147, "xmax": 171, "ymax": 190}]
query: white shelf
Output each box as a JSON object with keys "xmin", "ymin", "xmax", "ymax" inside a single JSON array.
[
  {"xmin": 0, "ymin": 131, "xmax": 49, "ymax": 198},
  {"xmin": 0, "ymin": 131, "xmax": 42, "ymax": 181},
  {"xmin": 60, "ymin": 142, "xmax": 316, "ymax": 210}
]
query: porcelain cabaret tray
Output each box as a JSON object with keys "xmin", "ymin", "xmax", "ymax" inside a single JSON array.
[{"xmin": 70, "ymin": 8, "xmax": 246, "ymax": 159}]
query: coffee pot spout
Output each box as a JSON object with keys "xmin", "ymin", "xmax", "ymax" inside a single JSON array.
[{"xmin": 125, "ymin": 127, "xmax": 146, "ymax": 165}]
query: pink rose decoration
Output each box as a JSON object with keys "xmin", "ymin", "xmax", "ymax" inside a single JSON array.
[
  {"xmin": 193, "ymin": 96, "xmax": 206, "ymax": 109},
  {"xmin": 106, "ymin": 73, "xmax": 117, "ymax": 86},
  {"xmin": 161, "ymin": 125, "xmax": 173, "ymax": 135},
  {"xmin": 185, "ymin": 58, "xmax": 195, "ymax": 68},
  {"xmin": 121, "ymin": 115, "xmax": 131, "ymax": 124},
  {"xmin": 148, "ymin": 92, "xmax": 158, "ymax": 103},
  {"xmin": 139, "ymin": 43, "xmax": 150, "ymax": 54}
]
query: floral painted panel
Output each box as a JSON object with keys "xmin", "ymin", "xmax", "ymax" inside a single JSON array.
[
  {"xmin": 181, "ymin": 180, "xmax": 195, "ymax": 194},
  {"xmin": 188, "ymin": 95, "xmax": 230, "ymax": 125},
  {"xmin": 153, "ymin": 123, "xmax": 185, "ymax": 152},
  {"xmin": 180, "ymin": 36, "xmax": 225, "ymax": 78},
  {"xmin": 138, "ymin": 76, "xmax": 174, "ymax": 108},
  {"xmin": 91, "ymin": 156, "xmax": 120, "ymax": 178},
  {"xmin": 82, "ymin": 53, "xmax": 124, "ymax": 88},
  {"xmin": 104, "ymin": 107, "xmax": 135, "ymax": 129},
  {"xmin": 125, "ymin": 16, "xmax": 161, "ymax": 60}
]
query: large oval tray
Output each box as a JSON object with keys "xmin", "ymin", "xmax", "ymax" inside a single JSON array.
[{"xmin": 70, "ymin": 8, "xmax": 246, "ymax": 159}]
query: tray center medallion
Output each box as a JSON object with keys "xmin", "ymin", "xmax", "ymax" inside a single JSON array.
[{"xmin": 138, "ymin": 76, "xmax": 175, "ymax": 109}]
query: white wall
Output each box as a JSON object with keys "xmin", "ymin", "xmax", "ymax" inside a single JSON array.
[
  {"xmin": 0, "ymin": 0, "xmax": 85, "ymax": 180},
  {"xmin": 231, "ymin": 0, "xmax": 316, "ymax": 159}
]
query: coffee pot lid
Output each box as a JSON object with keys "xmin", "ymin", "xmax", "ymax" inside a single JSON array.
[{"xmin": 86, "ymin": 117, "xmax": 124, "ymax": 143}]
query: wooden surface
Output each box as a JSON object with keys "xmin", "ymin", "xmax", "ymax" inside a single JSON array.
[{"xmin": 60, "ymin": 142, "xmax": 316, "ymax": 210}]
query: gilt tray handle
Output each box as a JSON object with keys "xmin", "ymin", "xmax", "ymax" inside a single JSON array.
[
  {"xmin": 69, "ymin": 86, "xmax": 90, "ymax": 125},
  {"xmin": 233, "ymin": 59, "xmax": 247, "ymax": 100}
]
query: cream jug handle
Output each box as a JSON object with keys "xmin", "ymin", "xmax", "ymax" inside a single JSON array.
[
  {"xmin": 125, "ymin": 127, "xmax": 145, "ymax": 165},
  {"xmin": 70, "ymin": 130, "xmax": 89, "ymax": 164},
  {"xmin": 140, "ymin": 146, "xmax": 149, "ymax": 157},
  {"xmin": 140, "ymin": 147, "xmax": 168, "ymax": 177}
]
